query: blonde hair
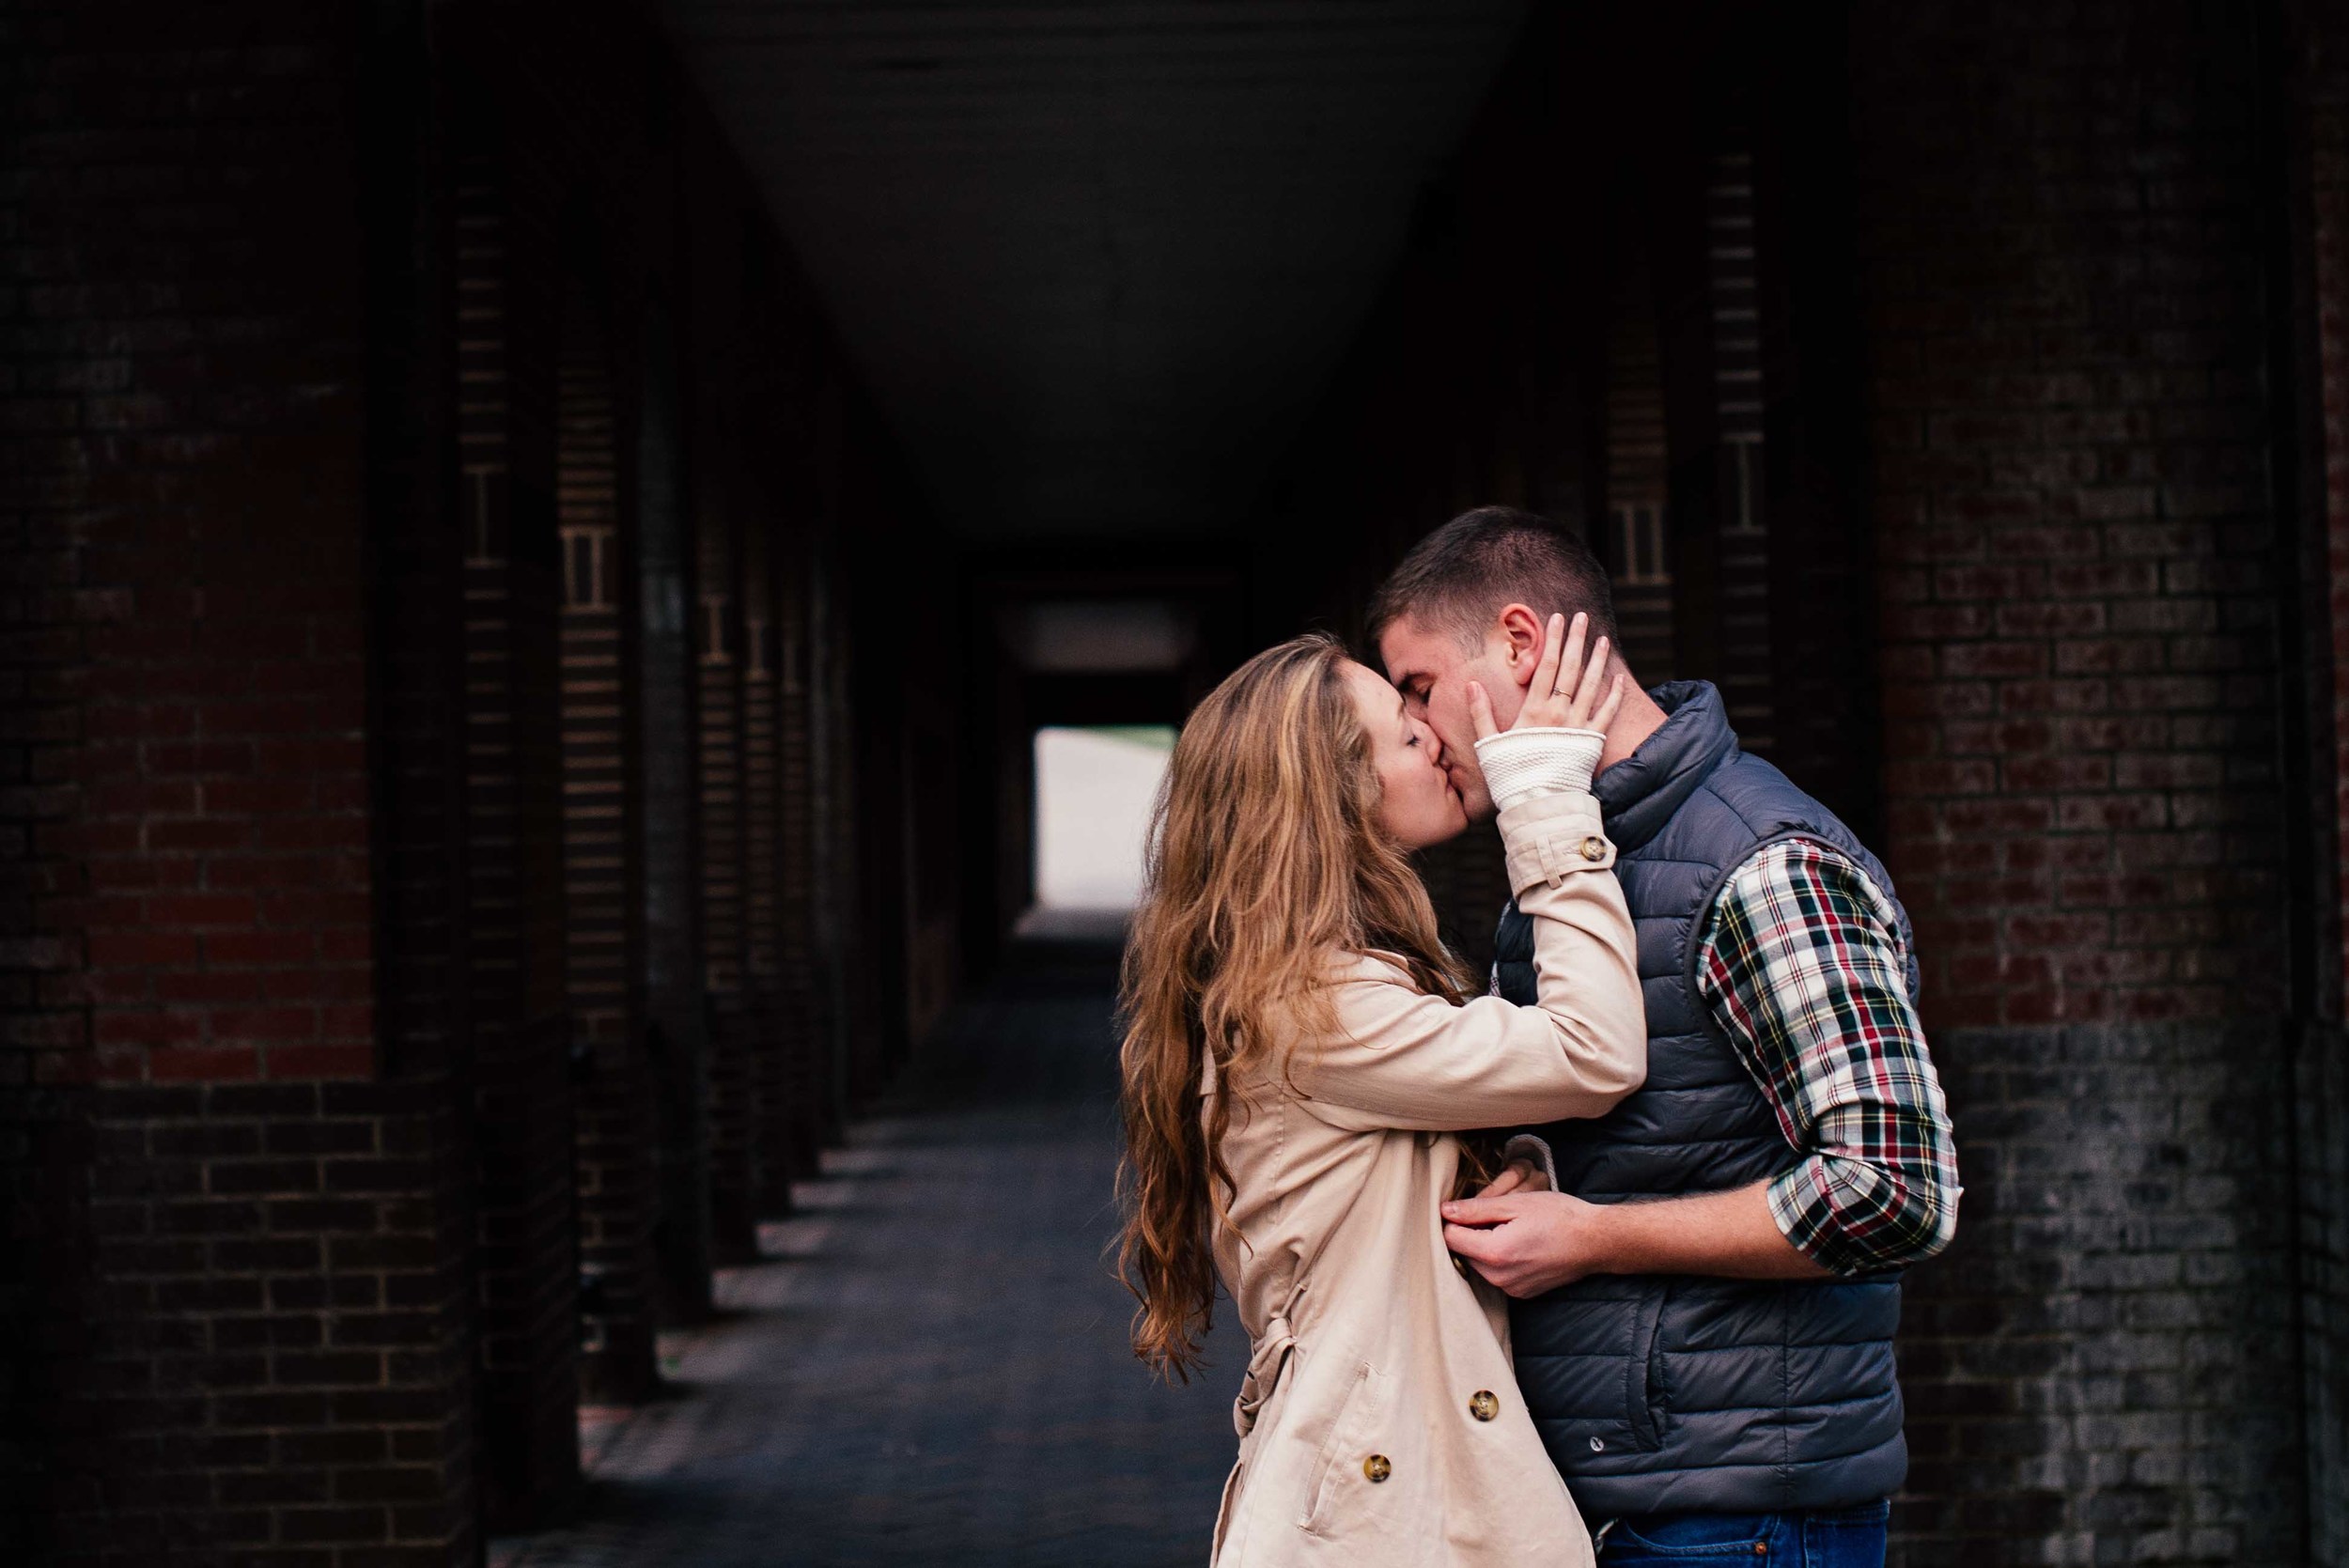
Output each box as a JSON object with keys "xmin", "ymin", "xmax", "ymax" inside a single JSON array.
[{"xmin": 1114, "ymin": 632, "xmax": 1471, "ymax": 1381}]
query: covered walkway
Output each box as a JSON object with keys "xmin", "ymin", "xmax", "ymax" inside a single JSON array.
[
  {"xmin": 8, "ymin": 4, "xmax": 2349, "ymax": 1565},
  {"xmin": 491, "ymin": 939, "xmax": 1231, "ymax": 1567}
]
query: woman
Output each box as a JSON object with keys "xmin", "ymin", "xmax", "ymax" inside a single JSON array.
[{"xmin": 1117, "ymin": 613, "xmax": 1644, "ymax": 1566}]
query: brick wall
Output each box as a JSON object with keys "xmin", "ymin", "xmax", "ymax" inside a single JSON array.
[
  {"xmin": 1852, "ymin": 4, "xmax": 2303, "ymax": 1561},
  {"xmin": 554, "ymin": 279, "xmax": 661, "ymax": 1402},
  {"xmin": 2293, "ymin": 0, "xmax": 2349, "ymax": 1559},
  {"xmin": 4, "ymin": 1, "xmax": 933, "ymax": 1557},
  {"xmin": 0, "ymin": 8, "xmax": 483, "ymax": 1560},
  {"xmin": 449, "ymin": 134, "xmax": 582, "ymax": 1528},
  {"xmin": 688, "ymin": 182, "xmax": 755, "ymax": 1263},
  {"xmin": 774, "ymin": 510, "xmax": 838, "ymax": 1165},
  {"xmin": 807, "ymin": 491, "xmax": 868, "ymax": 1130},
  {"xmin": 2303, "ymin": 1028, "xmax": 2349, "ymax": 1567},
  {"xmin": 53, "ymin": 1081, "xmax": 475, "ymax": 1563},
  {"xmin": 3, "ymin": 8, "xmax": 380, "ymax": 1099},
  {"xmin": 734, "ymin": 287, "xmax": 801, "ymax": 1210}
]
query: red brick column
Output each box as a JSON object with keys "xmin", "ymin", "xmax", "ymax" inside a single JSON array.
[
  {"xmin": 0, "ymin": 8, "xmax": 478, "ymax": 1559},
  {"xmin": 1854, "ymin": 4, "xmax": 2300, "ymax": 1561}
]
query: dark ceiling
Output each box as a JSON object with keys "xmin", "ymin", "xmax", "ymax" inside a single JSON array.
[{"xmin": 651, "ymin": 0, "xmax": 1530, "ymax": 543}]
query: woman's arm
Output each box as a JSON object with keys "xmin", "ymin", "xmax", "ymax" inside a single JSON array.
[
  {"xmin": 1294, "ymin": 788, "xmax": 1644, "ymax": 1132},
  {"xmin": 1290, "ymin": 613, "xmax": 1642, "ymax": 1132}
]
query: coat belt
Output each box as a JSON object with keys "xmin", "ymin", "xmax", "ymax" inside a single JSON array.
[{"xmin": 1233, "ymin": 1281, "xmax": 1306, "ymax": 1438}]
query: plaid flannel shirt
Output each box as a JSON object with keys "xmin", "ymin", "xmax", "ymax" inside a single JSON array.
[{"xmin": 1694, "ymin": 837, "xmax": 1959, "ymax": 1277}]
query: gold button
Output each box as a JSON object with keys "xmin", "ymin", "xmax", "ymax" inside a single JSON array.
[
  {"xmin": 1469, "ymin": 1389, "xmax": 1500, "ymax": 1421},
  {"xmin": 1362, "ymin": 1453, "xmax": 1392, "ymax": 1483},
  {"xmin": 1579, "ymin": 836, "xmax": 1607, "ymax": 862}
]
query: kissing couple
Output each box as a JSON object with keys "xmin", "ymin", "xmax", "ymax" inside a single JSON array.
[{"xmin": 1117, "ymin": 507, "xmax": 1959, "ymax": 1566}]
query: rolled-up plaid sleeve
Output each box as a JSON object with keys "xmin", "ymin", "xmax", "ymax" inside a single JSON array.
[{"xmin": 1696, "ymin": 839, "xmax": 1960, "ymax": 1276}]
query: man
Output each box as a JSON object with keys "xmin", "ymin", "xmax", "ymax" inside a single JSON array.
[{"xmin": 1371, "ymin": 507, "xmax": 1958, "ymax": 1565}]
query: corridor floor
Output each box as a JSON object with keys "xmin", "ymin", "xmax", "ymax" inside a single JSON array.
[{"xmin": 490, "ymin": 938, "xmax": 1236, "ymax": 1567}]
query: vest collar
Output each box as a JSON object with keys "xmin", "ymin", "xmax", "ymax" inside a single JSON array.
[{"xmin": 1594, "ymin": 680, "xmax": 1739, "ymax": 855}]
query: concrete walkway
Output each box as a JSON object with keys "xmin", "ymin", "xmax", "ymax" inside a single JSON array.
[{"xmin": 491, "ymin": 940, "xmax": 1235, "ymax": 1567}]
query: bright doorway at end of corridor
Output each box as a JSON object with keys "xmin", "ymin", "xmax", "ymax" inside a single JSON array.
[{"xmin": 1020, "ymin": 724, "xmax": 1173, "ymax": 940}]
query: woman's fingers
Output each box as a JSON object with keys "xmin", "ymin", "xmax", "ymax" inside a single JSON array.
[
  {"xmin": 1467, "ymin": 679, "xmax": 1496, "ymax": 742},
  {"xmin": 1508, "ymin": 612, "xmax": 1621, "ymax": 732},
  {"xmin": 1513, "ymin": 613, "xmax": 1582, "ymax": 730},
  {"xmin": 1591, "ymin": 671, "xmax": 1627, "ymax": 732},
  {"xmin": 1566, "ymin": 634, "xmax": 1612, "ymax": 726},
  {"xmin": 1527, "ymin": 613, "xmax": 1571, "ymax": 715}
]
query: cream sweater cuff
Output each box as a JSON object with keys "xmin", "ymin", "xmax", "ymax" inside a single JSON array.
[{"xmin": 1472, "ymin": 726, "xmax": 1607, "ymax": 813}]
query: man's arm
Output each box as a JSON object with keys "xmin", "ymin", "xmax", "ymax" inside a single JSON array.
[
  {"xmin": 1445, "ymin": 838, "xmax": 1958, "ymax": 1295},
  {"xmin": 1443, "ymin": 1179, "xmax": 1825, "ymax": 1296}
]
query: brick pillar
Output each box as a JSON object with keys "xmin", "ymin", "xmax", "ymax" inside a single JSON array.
[
  {"xmin": 2290, "ymin": 0, "xmax": 2349, "ymax": 1555},
  {"xmin": 557, "ymin": 273, "xmax": 661, "ymax": 1402},
  {"xmin": 807, "ymin": 520, "xmax": 859, "ymax": 1136},
  {"xmin": 1664, "ymin": 134, "xmax": 1780, "ymax": 751},
  {"xmin": 0, "ymin": 8, "xmax": 479, "ymax": 1559},
  {"xmin": 695, "ymin": 485, "xmax": 757, "ymax": 1261},
  {"xmin": 741, "ymin": 507, "xmax": 801, "ymax": 1213},
  {"xmin": 774, "ymin": 531, "xmax": 836, "ymax": 1167},
  {"xmin": 449, "ymin": 152, "xmax": 581, "ymax": 1527},
  {"xmin": 1854, "ymin": 6, "xmax": 2301, "ymax": 1561},
  {"xmin": 634, "ymin": 302, "xmax": 713, "ymax": 1323},
  {"xmin": 1604, "ymin": 251, "xmax": 1676, "ymax": 683}
]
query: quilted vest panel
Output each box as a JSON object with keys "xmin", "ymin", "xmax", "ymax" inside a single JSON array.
[{"xmin": 1492, "ymin": 681, "xmax": 1917, "ymax": 1517}]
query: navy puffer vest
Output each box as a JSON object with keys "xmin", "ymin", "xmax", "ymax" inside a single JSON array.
[{"xmin": 1493, "ymin": 681, "xmax": 1918, "ymax": 1518}]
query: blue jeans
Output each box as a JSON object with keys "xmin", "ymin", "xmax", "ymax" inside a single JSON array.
[{"xmin": 1595, "ymin": 1500, "xmax": 1890, "ymax": 1566}]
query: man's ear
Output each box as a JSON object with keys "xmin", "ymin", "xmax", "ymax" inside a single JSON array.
[{"xmin": 1495, "ymin": 603, "xmax": 1544, "ymax": 690}]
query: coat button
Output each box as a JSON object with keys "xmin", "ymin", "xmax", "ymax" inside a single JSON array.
[
  {"xmin": 1588, "ymin": 1436, "xmax": 1605, "ymax": 1452},
  {"xmin": 1579, "ymin": 836, "xmax": 1607, "ymax": 862},
  {"xmin": 1362, "ymin": 1453, "xmax": 1392, "ymax": 1483},
  {"xmin": 1469, "ymin": 1389, "xmax": 1500, "ymax": 1421}
]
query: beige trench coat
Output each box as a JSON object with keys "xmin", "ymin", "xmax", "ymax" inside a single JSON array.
[{"xmin": 1204, "ymin": 789, "xmax": 1644, "ymax": 1568}]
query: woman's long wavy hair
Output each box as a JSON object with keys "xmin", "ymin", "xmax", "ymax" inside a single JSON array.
[{"xmin": 1115, "ymin": 632, "xmax": 1472, "ymax": 1382}]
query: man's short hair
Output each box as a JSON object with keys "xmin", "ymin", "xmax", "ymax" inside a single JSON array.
[{"xmin": 1366, "ymin": 506, "xmax": 1620, "ymax": 654}]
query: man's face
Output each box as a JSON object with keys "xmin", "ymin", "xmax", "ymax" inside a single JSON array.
[{"xmin": 1377, "ymin": 612, "xmax": 1518, "ymax": 823}]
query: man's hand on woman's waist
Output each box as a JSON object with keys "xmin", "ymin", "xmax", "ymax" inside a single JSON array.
[{"xmin": 1440, "ymin": 1181, "xmax": 1829, "ymax": 1298}]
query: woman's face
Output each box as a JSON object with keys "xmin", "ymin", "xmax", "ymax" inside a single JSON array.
[{"xmin": 1342, "ymin": 659, "xmax": 1469, "ymax": 850}]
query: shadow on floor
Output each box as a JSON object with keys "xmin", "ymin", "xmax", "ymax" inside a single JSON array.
[{"xmin": 490, "ymin": 938, "xmax": 1237, "ymax": 1568}]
